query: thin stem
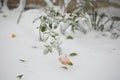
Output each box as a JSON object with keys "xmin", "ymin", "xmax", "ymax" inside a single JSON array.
[{"xmin": 39, "ymin": 29, "xmax": 42, "ymax": 41}]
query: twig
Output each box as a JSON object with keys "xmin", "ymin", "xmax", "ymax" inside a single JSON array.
[{"xmin": 17, "ymin": 9, "xmax": 24, "ymax": 24}]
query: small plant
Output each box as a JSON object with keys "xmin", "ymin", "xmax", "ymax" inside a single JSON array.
[
  {"xmin": 34, "ymin": 8, "xmax": 74, "ymax": 67},
  {"xmin": 88, "ymin": 2, "xmax": 114, "ymax": 32},
  {"xmin": 91, "ymin": 9, "xmax": 106, "ymax": 31},
  {"xmin": 43, "ymin": 31, "xmax": 63, "ymax": 55},
  {"xmin": 33, "ymin": 8, "xmax": 63, "ymax": 41},
  {"xmin": 60, "ymin": 13, "xmax": 80, "ymax": 34},
  {"xmin": 60, "ymin": 12, "xmax": 91, "ymax": 34},
  {"xmin": 83, "ymin": 1, "xmax": 120, "ymax": 38},
  {"xmin": 35, "ymin": 16, "xmax": 51, "ymax": 41},
  {"xmin": 36, "ymin": 8, "xmax": 92, "ymax": 36},
  {"xmin": 33, "ymin": 8, "xmax": 63, "ymax": 55}
]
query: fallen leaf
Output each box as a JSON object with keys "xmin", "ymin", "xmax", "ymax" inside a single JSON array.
[
  {"xmin": 11, "ymin": 34, "xmax": 16, "ymax": 38},
  {"xmin": 61, "ymin": 66, "xmax": 68, "ymax": 70},
  {"xmin": 68, "ymin": 61, "xmax": 73, "ymax": 66},
  {"xmin": 17, "ymin": 74, "xmax": 23, "ymax": 79},
  {"xmin": 66, "ymin": 35, "xmax": 73, "ymax": 39},
  {"xmin": 3, "ymin": 15, "xmax": 7, "ymax": 17},
  {"xmin": 19, "ymin": 59, "xmax": 26, "ymax": 62},
  {"xmin": 32, "ymin": 46, "xmax": 38, "ymax": 48},
  {"xmin": 69, "ymin": 53, "xmax": 77, "ymax": 57}
]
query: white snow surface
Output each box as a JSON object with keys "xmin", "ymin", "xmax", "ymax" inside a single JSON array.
[
  {"xmin": 109, "ymin": 0, "xmax": 120, "ymax": 4},
  {"xmin": 0, "ymin": 8, "xmax": 120, "ymax": 80},
  {"xmin": 98, "ymin": 7, "xmax": 120, "ymax": 17}
]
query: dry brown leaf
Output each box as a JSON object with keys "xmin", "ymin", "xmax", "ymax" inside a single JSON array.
[{"xmin": 11, "ymin": 34, "xmax": 16, "ymax": 38}]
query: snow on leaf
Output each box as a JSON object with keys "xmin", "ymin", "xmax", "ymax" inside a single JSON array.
[
  {"xmin": 43, "ymin": 45, "xmax": 53, "ymax": 55},
  {"xmin": 43, "ymin": 48, "xmax": 49, "ymax": 55}
]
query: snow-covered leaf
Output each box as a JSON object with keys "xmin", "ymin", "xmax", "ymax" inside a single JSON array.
[{"xmin": 43, "ymin": 48, "xmax": 49, "ymax": 55}]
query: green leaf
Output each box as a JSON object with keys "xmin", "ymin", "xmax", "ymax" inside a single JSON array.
[
  {"xmin": 44, "ymin": 16, "xmax": 47, "ymax": 20},
  {"xmin": 49, "ymin": 23, "xmax": 52, "ymax": 29},
  {"xmin": 56, "ymin": 12, "xmax": 60, "ymax": 16},
  {"xmin": 66, "ymin": 35, "xmax": 73, "ymax": 39},
  {"xmin": 69, "ymin": 53, "xmax": 77, "ymax": 56},
  {"xmin": 17, "ymin": 74, "xmax": 23, "ymax": 79},
  {"xmin": 99, "ymin": 24, "xmax": 104, "ymax": 31},
  {"xmin": 40, "ymin": 25, "xmax": 47, "ymax": 32}
]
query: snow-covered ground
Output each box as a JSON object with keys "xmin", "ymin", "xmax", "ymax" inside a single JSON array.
[
  {"xmin": 92, "ymin": 0, "xmax": 120, "ymax": 4},
  {"xmin": 0, "ymin": 8, "xmax": 120, "ymax": 80},
  {"xmin": 109, "ymin": 0, "xmax": 120, "ymax": 4},
  {"xmin": 98, "ymin": 7, "xmax": 120, "ymax": 17}
]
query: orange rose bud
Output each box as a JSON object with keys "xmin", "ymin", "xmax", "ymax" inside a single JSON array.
[{"xmin": 59, "ymin": 54, "xmax": 73, "ymax": 66}]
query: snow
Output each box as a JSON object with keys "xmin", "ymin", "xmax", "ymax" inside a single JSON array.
[
  {"xmin": 44, "ymin": 0, "xmax": 54, "ymax": 7},
  {"xmin": 0, "ymin": 8, "xmax": 120, "ymax": 80},
  {"xmin": 109, "ymin": 0, "xmax": 120, "ymax": 4},
  {"xmin": 92, "ymin": 0, "xmax": 120, "ymax": 4},
  {"xmin": 98, "ymin": 7, "xmax": 120, "ymax": 17},
  {"xmin": 64, "ymin": 0, "xmax": 71, "ymax": 9},
  {"xmin": 17, "ymin": 0, "xmax": 26, "ymax": 11}
]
